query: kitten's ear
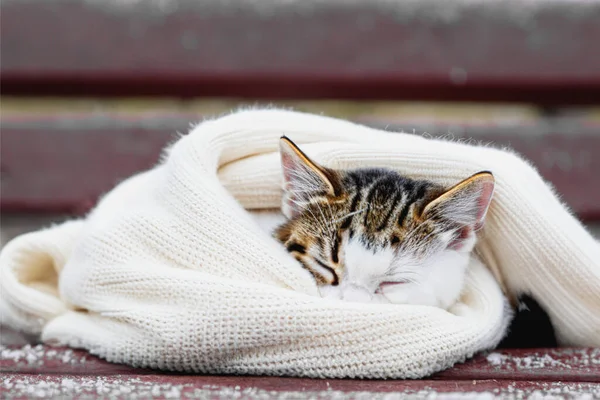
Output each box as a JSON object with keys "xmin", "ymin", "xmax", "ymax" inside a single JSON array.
[
  {"xmin": 279, "ymin": 136, "xmax": 339, "ymax": 219},
  {"xmin": 422, "ymin": 171, "xmax": 495, "ymax": 232}
]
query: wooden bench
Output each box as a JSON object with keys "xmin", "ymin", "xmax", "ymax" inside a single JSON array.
[
  {"xmin": 2, "ymin": 0, "xmax": 600, "ymax": 104},
  {"xmin": 2, "ymin": 108, "xmax": 599, "ymax": 219},
  {"xmin": 2, "ymin": 344, "xmax": 599, "ymax": 398},
  {"xmin": 1, "ymin": 0, "xmax": 599, "ymax": 397}
]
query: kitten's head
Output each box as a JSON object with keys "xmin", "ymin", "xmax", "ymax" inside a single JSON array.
[{"xmin": 275, "ymin": 137, "xmax": 495, "ymax": 309}]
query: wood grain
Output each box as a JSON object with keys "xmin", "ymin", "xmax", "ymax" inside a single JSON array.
[
  {"xmin": 2, "ymin": 114, "xmax": 599, "ymax": 219},
  {"xmin": 3, "ymin": 345, "xmax": 599, "ymax": 382},
  {"xmin": 2, "ymin": 345, "xmax": 600, "ymax": 398},
  {"xmin": 2, "ymin": 1, "xmax": 600, "ymax": 103},
  {"xmin": 2, "ymin": 373, "xmax": 599, "ymax": 399}
]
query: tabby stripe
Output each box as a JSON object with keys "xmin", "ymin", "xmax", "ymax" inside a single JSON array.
[
  {"xmin": 315, "ymin": 236, "xmax": 324, "ymax": 250},
  {"xmin": 341, "ymin": 175, "xmax": 361, "ymax": 229},
  {"xmin": 296, "ymin": 259, "xmax": 324, "ymax": 283},
  {"xmin": 376, "ymin": 190, "xmax": 404, "ymax": 231},
  {"xmin": 315, "ymin": 259, "xmax": 339, "ymax": 286},
  {"xmin": 297, "ymin": 258, "xmax": 337, "ymax": 286},
  {"xmin": 362, "ymin": 184, "xmax": 377, "ymax": 225},
  {"xmin": 286, "ymin": 242, "xmax": 306, "ymax": 254},
  {"xmin": 414, "ymin": 183, "xmax": 427, "ymax": 201},
  {"xmin": 397, "ymin": 199, "xmax": 411, "ymax": 227},
  {"xmin": 363, "ymin": 177, "xmax": 386, "ymax": 225},
  {"xmin": 331, "ymin": 234, "xmax": 340, "ymax": 264}
]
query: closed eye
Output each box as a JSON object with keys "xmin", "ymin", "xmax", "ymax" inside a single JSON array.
[{"xmin": 379, "ymin": 281, "xmax": 408, "ymax": 288}]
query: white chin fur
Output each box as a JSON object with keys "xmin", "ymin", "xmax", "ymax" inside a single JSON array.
[
  {"xmin": 319, "ymin": 284, "xmax": 389, "ymax": 304},
  {"xmin": 377, "ymin": 231, "xmax": 475, "ymax": 309},
  {"xmin": 320, "ymin": 245, "xmax": 471, "ymax": 310},
  {"xmin": 381, "ymin": 250, "xmax": 469, "ymax": 309}
]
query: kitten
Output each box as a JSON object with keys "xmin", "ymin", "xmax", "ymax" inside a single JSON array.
[{"xmin": 255, "ymin": 137, "xmax": 495, "ymax": 309}]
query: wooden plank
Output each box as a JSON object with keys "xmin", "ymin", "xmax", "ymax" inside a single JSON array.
[
  {"xmin": 2, "ymin": 373, "xmax": 599, "ymax": 399},
  {"xmin": 434, "ymin": 348, "xmax": 600, "ymax": 383},
  {"xmin": 2, "ymin": 115, "xmax": 599, "ymax": 220},
  {"xmin": 0, "ymin": 117, "xmax": 176, "ymax": 214},
  {"xmin": 3, "ymin": 345, "xmax": 599, "ymax": 383},
  {"xmin": 2, "ymin": 1, "xmax": 600, "ymax": 103},
  {"xmin": 0, "ymin": 345, "xmax": 150, "ymax": 377}
]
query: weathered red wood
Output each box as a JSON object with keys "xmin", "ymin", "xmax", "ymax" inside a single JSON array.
[
  {"xmin": 3, "ymin": 345, "xmax": 599, "ymax": 383},
  {"xmin": 434, "ymin": 348, "xmax": 600, "ymax": 383},
  {"xmin": 1, "ymin": 374, "xmax": 599, "ymax": 399},
  {"xmin": 2, "ymin": 116, "xmax": 599, "ymax": 220},
  {"xmin": 0, "ymin": 119, "xmax": 175, "ymax": 215},
  {"xmin": 0, "ymin": 345, "xmax": 151, "ymax": 377},
  {"xmin": 2, "ymin": 1, "xmax": 600, "ymax": 104}
]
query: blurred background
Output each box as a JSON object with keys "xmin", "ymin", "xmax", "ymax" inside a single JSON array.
[{"xmin": 1, "ymin": 0, "xmax": 599, "ymax": 346}]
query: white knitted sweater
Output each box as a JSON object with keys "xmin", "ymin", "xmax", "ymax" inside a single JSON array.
[{"xmin": 1, "ymin": 109, "xmax": 598, "ymax": 379}]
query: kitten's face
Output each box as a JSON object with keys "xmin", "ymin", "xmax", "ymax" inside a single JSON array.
[{"xmin": 275, "ymin": 137, "xmax": 495, "ymax": 309}]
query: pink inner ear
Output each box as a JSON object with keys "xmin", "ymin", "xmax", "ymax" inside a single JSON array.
[
  {"xmin": 449, "ymin": 226, "xmax": 472, "ymax": 250},
  {"xmin": 474, "ymin": 180, "xmax": 495, "ymax": 231}
]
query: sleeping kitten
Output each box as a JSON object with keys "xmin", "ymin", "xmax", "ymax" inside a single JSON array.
[{"xmin": 256, "ymin": 137, "xmax": 495, "ymax": 309}]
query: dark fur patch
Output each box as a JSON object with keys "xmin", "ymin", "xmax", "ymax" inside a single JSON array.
[
  {"xmin": 332, "ymin": 235, "xmax": 340, "ymax": 264},
  {"xmin": 297, "ymin": 258, "xmax": 328, "ymax": 285},
  {"xmin": 286, "ymin": 242, "xmax": 306, "ymax": 254},
  {"xmin": 377, "ymin": 191, "xmax": 403, "ymax": 231},
  {"xmin": 315, "ymin": 259, "xmax": 339, "ymax": 286},
  {"xmin": 397, "ymin": 203, "xmax": 410, "ymax": 227}
]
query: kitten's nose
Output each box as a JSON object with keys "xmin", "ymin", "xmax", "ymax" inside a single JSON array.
[{"xmin": 341, "ymin": 286, "xmax": 373, "ymax": 303}]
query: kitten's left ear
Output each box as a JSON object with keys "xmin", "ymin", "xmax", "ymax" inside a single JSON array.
[
  {"xmin": 279, "ymin": 136, "xmax": 340, "ymax": 219},
  {"xmin": 422, "ymin": 171, "xmax": 495, "ymax": 232}
]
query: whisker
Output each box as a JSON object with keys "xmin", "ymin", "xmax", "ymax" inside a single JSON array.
[
  {"xmin": 333, "ymin": 207, "xmax": 368, "ymax": 224},
  {"xmin": 314, "ymin": 201, "xmax": 334, "ymax": 236}
]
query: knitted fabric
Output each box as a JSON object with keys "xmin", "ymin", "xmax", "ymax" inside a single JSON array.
[{"xmin": 1, "ymin": 109, "xmax": 598, "ymax": 379}]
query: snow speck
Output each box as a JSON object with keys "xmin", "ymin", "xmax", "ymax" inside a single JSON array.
[
  {"xmin": 483, "ymin": 350, "xmax": 592, "ymax": 370},
  {"xmin": 485, "ymin": 352, "xmax": 504, "ymax": 366},
  {"xmin": 1, "ymin": 376, "xmax": 599, "ymax": 399},
  {"xmin": 1, "ymin": 344, "xmax": 88, "ymax": 368}
]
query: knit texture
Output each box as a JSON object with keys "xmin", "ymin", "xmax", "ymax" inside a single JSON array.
[{"xmin": 1, "ymin": 109, "xmax": 598, "ymax": 379}]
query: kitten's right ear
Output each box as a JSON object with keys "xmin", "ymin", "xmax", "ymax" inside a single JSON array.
[
  {"xmin": 422, "ymin": 171, "xmax": 495, "ymax": 231},
  {"xmin": 421, "ymin": 171, "xmax": 494, "ymax": 251},
  {"xmin": 279, "ymin": 136, "xmax": 339, "ymax": 219}
]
